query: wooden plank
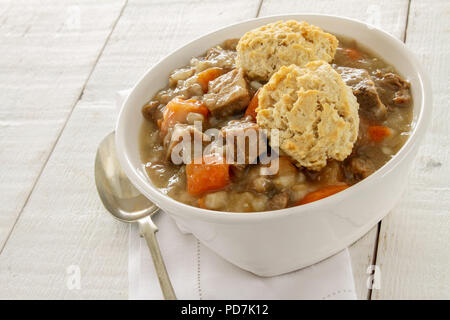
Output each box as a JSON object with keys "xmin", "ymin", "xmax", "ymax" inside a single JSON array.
[
  {"xmin": 0, "ymin": 0, "xmax": 127, "ymax": 249},
  {"xmin": 259, "ymin": 0, "xmax": 409, "ymax": 39},
  {"xmin": 372, "ymin": 0, "xmax": 450, "ymax": 299},
  {"xmin": 0, "ymin": 0, "xmax": 261, "ymax": 299},
  {"xmin": 260, "ymin": 0, "xmax": 410, "ymax": 300},
  {"xmin": 349, "ymin": 226, "xmax": 379, "ymax": 300}
]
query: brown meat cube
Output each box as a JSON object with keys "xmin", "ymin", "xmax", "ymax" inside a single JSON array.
[
  {"xmin": 220, "ymin": 117, "xmax": 259, "ymax": 137},
  {"xmin": 142, "ymin": 100, "xmax": 164, "ymax": 122},
  {"xmin": 191, "ymin": 46, "xmax": 237, "ymax": 73},
  {"xmin": 379, "ymin": 72, "xmax": 411, "ymax": 105},
  {"xmin": 205, "ymin": 46, "xmax": 237, "ymax": 70},
  {"xmin": 168, "ymin": 67, "xmax": 195, "ymax": 88},
  {"xmin": 347, "ymin": 157, "xmax": 375, "ymax": 180},
  {"xmin": 336, "ymin": 66, "xmax": 387, "ymax": 120},
  {"xmin": 317, "ymin": 160, "xmax": 344, "ymax": 185},
  {"xmin": 220, "ymin": 118, "xmax": 266, "ymax": 164},
  {"xmin": 164, "ymin": 124, "xmax": 205, "ymax": 162},
  {"xmin": 203, "ymin": 68, "xmax": 250, "ymax": 116},
  {"xmin": 221, "ymin": 38, "xmax": 240, "ymax": 51},
  {"xmin": 230, "ymin": 163, "xmax": 247, "ymax": 179}
]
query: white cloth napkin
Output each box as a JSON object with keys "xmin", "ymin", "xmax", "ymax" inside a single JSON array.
[
  {"xmin": 117, "ymin": 89, "xmax": 357, "ymax": 300},
  {"xmin": 128, "ymin": 214, "xmax": 356, "ymax": 300}
]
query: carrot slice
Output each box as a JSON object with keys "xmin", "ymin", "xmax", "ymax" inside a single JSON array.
[
  {"xmin": 197, "ymin": 68, "xmax": 223, "ymax": 92},
  {"xmin": 344, "ymin": 48, "xmax": 361, "ymax": 60},
  {"xmin": 244, "ymin": 88, "xmax": 260, "ymax": 119},
  {"xmin": 368, "ymin": 125, "xmax": 391, "ymax": 142},
  {"xmin": 186, "ymin": 154, "xmax": 230, "ymax": 195},
  {"xmin": 160, "ymin": 97, "xmax": 208, "ymax": 133},
  {"xmin": 297, "ymin": 185, "xmax": 349, "ymax": 205}
]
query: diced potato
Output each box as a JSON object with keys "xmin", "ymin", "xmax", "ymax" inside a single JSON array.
[
  {"xmin": 251, "ymin": 194, "xmax": 268, "ymax": 212},
  {"xmin": 186, "ymin": 112, "xmax": 205, "ymax": 125},
  {"xmin": 273, "ymin": 174, "xmax": 297, "ymax": 190},
  {"xmin": 250, "ymin": 80, "xmax": 263, "ymax": 90},
  {"xmin": 230, "ymin": 192, "xmax": 268, "ymax": 212},
  {"xmin": 268, "ymin": 192, "xmax": 289, "ymax": 210},
  {"xmin": 250, "ymin": 176, "xmax": 272, "ymax": 193},
  {"xmin": 297, "ymin": 172, "xmax": 306, "ymax": 183},
  {"xmin": 203, "ymin": 191, "xmax": 228, "ymax": 210},
  {"xmin": 290, "ymin": 184, "xmax": 310, "ymax": 203}
]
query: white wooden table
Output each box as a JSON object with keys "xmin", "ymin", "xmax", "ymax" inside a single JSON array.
[{"xmin": 0, "ymin": 0, "xmax": 448, "ymax": 299}]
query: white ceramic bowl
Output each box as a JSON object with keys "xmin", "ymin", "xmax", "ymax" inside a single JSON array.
[{"xmin": 116, "ymin": 14, "xmax": 432, "ymax": 276}]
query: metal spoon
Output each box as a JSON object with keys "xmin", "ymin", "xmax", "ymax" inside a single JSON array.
[{"xmin": 94, "ymin": 132, "xmax": 176, "ymax": 300}]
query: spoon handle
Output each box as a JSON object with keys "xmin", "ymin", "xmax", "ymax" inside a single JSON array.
[{"xmin": 139, "ymin": 216, "xmax": 177, "ymax": 300}]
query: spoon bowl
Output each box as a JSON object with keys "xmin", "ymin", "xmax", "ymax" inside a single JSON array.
[
  {"xmin": 95, "ymin": 132, "xmax": 158, "ymax": 222},
  {"xmin": 95, "ymin": 132, "xmax": 176, "ymax": 300}
]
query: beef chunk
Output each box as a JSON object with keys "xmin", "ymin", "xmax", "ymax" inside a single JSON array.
[
  {"xmin": 336, "ymin": 66, "xmax": 387, "ymax": 120},
  {"xmin": 220, "ymin": 117, "xmax": 259, "ymax": 137},
  {"xmin": 203, "ymin": 68, "xmax": 250, "ymax": 116},
  {"xmin": 304, "ymin": 160, "xmax": 344, "ymax": 185},
  {"xmin": 347, "ymin": 157, "xmax": 375, "ymax": 180},
  {"xmin": 220, "ymin": 117, "xmax": 265, "ymax": 164},
  {"xmin": 142, "ymin": 100, "xmax": 164, "ymax": 122},
  {"xmin": 163, "ymin": 124, "xmax": 205, "ymax": 162},
  {"xmin": 155, "ymin": 74, "xmax": 204, "ymax": 104},
  {"xmin": 173, "ymin": 75, "xmax": 204, "ymax": 99},
  {"xmin": 377, "ymin": 72, "xmax": 411, "ymax": 105},
  {"xmin": 317, "ymin": 160, "xmax": 344, "ymax": 185},
  {"xmin": 221, "ymin": 38, "xmax": 240, "ymax": 51},
  {"xmin": 162, "ymin": 47, "xmax": 238, "ymax": 101},
  {"xmin": 168, "ymin": 67, "xmax": 195, "ymax": 88},
  {"xmin": 230, "ymin": 163, "xmax": 247, "ymax": 179},
  {"xmin": 205, "ymin": 46, "xmax": 237, "ymax": 70},
  {"xmin": 353, "ymin": 116, "xmax": 371, "ymax": 148},
  {"xmin": 191, "ymin": 46, "xmax": 237, "ymax": 73}
]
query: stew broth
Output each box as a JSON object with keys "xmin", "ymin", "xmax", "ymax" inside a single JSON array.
[{"xmin": 139, "ymin": 35, "xmax": 413, "ymax": 212}]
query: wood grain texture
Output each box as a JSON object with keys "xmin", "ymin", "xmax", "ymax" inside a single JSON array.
[
  {"xmin": 349, "ymin": 226, "xmax": 378, "ymax": 300},
  {"xmin": 259, "ymin": 0, "xmax": 410, "ymax": 300},
  {"xmin": 259, "ymin": 0, "xmax": 409, "ymax": 39},
  {"xmin": 372, "ymin": 0, "xmax": 450, "ymax": 299},
  {"xmin": 0, "ymin": 0, "xmax": 127, "ymax": 249},
  {"xmin": 0, "ymin": 0, "xmax": 261, "ymax": 299},
  {"xmin": 1, "ymin": 0, "xmax": 446, "ymax": 300}
]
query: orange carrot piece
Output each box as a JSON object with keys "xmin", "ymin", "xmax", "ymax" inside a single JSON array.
[
  {"xmin": 186, "ymin": 154, "xmax": 230, "ymax": 195},
  {"xmin": 368, "ymin": 125, "xmax": 391, "ymax": 142},
  {"xmin": 197, "ymin": 68, "xmax": 223, "ymax": 92},
  {"xmin": 297, "ymin": 185, "xmax": 349, "ymax": 205},
  {"xmin": 160, "ymin": 97, "xmax": 209, "ymax": 133},
  {"xmin": 244, "ymin": 89, "xmax": 260, "ymax": 119},
  {"xmin": 344, "ymin": 48, "xmax": 361, "ymax": 60}
]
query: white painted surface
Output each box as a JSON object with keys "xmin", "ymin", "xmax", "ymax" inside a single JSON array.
[
  {"xmin": 372, "ymin": 0, "xmax": 450, "ymax": 299},
  {"xmin": 0, "ymin": 0, "xmax": 447, "ymax": 299},
  {"xmin": 0, "ymin": 0, "xmax": 127, "ymax": 248}
]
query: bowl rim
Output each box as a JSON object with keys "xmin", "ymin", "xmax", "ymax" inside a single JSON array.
[{"xmin": 116, "ymin": 13, "xmax": 432, "ymax": 224}]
